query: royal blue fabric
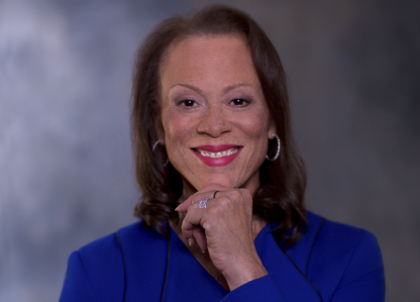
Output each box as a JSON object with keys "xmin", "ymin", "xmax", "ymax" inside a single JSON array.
[{"xmin": 59, "ymin": 211, "xmax": 385, "ymax": 301}]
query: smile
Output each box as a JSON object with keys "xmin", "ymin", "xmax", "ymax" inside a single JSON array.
[
  {"xmin": 191, "ymin": 145, "xmax": 243, "ymax": 167},
  {"xmin": 196, "ymin": 147, "xmax": 240, "ymax": 158}
]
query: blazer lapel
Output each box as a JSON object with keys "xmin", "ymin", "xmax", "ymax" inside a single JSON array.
[
  {"xmin": 255, "ymin": 226, "xmax": 322, "ymax": 302},
  {"xmin": 120, "ymin": 221, "xmax": 321, "ymax": 302},
  {"xmin": 162, "ymin": 227, "xmax": 228, "ymax": 302},
  {"xmin": 118, "ymin": 222, "xmax": 170, "ymax": 301}
]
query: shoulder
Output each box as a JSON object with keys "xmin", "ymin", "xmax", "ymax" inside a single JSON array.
[
  {"xmin": 301, "ymin": 211, "xmax": 385, "ymax": 300},
  {"xmin": 283, "ymin": 211, "xmax": 384, "ymax": 282},
  {"xmin": 306, "ymin": 211, "xmax": 381, "ymax": 263},
  {"xmin": 60, "ymin": 221, "xmax": 161, "ymax": 302},
  {"xmin": 300, "ymin": 211, "xmax": 382, "ymax": 267},
  {"xmin": 276, "ymin": 211, "xmax": 381, "ymax": 274},
  {"xmin": 75, "ymin": 220, "xmax": 165, "ymax": 274},
  {"xmin": 77, "ymin": 220, "xmax": 149, "ymax": 259}
]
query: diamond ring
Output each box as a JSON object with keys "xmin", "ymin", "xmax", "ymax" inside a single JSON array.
[{"xmin": 198, "ymin": 197, "xmax": 211, "ymax": 208}]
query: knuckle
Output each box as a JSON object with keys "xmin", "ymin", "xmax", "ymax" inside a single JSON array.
[
  {"xmin": 240, "ymin": 188, "xmax": 251, "ymax": 198},
  {"xmin": 218, "ymin": 197, "xmax": 230, "ymax": 207},
  {"xmin": 230, "ymin": 190, "xmax": 241, "ymax": 200},
  {"xmin": 207, "ymin": 205, "xmax": 219, "ymax": 216},
  {"xmin": 202, "ymin": 220, "xmax": 212, "ymax": 231},
  {"xmin": 238, "ymin": 188, "xmax": 252, "ymax": 205},
  {"xmin": 181, "ymin": 219, "xmax": 188, "ymax": 230}
]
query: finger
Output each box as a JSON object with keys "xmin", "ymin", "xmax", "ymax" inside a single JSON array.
[
  {"xmin": 192, "ymin": 227, "xmax": 207, "ymax": 252},
  {"xmin": 181, "ymin": 207, "xmax": 207, "ymax": 240},
  {"xmin": 175, "ymin": 196, "xmax": 193, "ymax": 213},
  {"xmin": 200, "ymin": 183, "xmax": 226, "ymax": 192},
  {"xmin": 175, "ymin": 192, "xmax": 199, "ymax": 212},
  {"xmin": 175, "ymin": 184, "xmax": 226, "ymax": 212},
  {"xmin": 175, "ymin": 191, "xmax": 213, "ymax": 213},
  {"xmin": 188, "ymin": 235, "xmax": 196, "ymax": 247}
]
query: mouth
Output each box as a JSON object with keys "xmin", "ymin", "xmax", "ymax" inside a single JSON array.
[
  {"xmin": 193, "ymin": 147, "xmax": 240, "ymax": 158},
  {"xmin": 191, "ymin": 145, "xmax": 242, "ymax": 167}
]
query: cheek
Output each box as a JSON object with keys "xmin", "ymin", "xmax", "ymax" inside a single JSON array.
[
  {"xmin": 241, "ymin": 111, "xmax": 270, "ymax": 141},
  {"xmin": 162, "ymin": 111, "xmax": 194, "ymax": 151},
  {"xmin": 239, "ymin": 112, "xmax": 271, "ymax": 164}
]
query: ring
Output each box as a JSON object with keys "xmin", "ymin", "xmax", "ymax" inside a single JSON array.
[
  {"xmin": 213, "ymin": 190, "xmax": 220, "ymax": 199},
  {"xmin": 198, "ymin": 197, "xmax": 211, "ymax": 208}
]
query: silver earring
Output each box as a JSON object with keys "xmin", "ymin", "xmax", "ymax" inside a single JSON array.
[
  {"xmin": 265, "ymin": 134, "xmax": 281, "ymax": 161},
  {"xmin": 152, "ymin": 140, "xmax": 169, "ymax": 166}
]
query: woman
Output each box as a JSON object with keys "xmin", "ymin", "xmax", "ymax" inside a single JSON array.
[{"xmin": 60, "ymin": 5, "xmax": 385, "ymax": 302}]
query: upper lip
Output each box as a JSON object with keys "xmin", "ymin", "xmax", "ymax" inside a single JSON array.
[{"xmin": 192, "ymin": 144, "xmax": 242, "ymax": 152}]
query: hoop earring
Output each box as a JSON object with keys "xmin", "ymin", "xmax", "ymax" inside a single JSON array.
[
  {"xmin": 152, "ymin": 140, "xmax": 169, "ymax": 166},
  {"xmin": 265, "ymin": 134, "xmax": 281, "ymax": 161}
]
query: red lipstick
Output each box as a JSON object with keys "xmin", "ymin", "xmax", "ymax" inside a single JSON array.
[{"xmin": 191, "ymin": 145, "xmax": 242, "ymax": 167}]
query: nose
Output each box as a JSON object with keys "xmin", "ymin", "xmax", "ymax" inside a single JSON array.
[{"xmin": 197, "ymin": 105, "xmax": 231, "ymax": 137}]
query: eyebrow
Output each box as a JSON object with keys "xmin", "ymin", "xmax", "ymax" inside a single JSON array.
[
  {"xmin": 223, "ymin": 83, "xmax": 252, "ymax": 93},
  {"xmin": 168, "ymin": 82, "xmax": 252, "ymax": 94}
]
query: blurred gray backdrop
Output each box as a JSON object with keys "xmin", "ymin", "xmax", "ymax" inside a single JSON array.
[{"xmin": 1, "ymin": 0, "xmax": 419, "ymax": 301}]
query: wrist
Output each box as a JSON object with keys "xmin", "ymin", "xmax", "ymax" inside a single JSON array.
[{"xmin": 222, "ymin": 254, "xmax": 268, "ymax": 291}]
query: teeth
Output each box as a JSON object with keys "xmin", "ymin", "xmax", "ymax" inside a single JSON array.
[{"xmin": 198, "ymin": 148, "xmax": 239, "ymax": 158}]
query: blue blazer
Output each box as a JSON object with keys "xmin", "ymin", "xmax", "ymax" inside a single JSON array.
[{"xmin": 59, "ymin": 211, "xmax": 385, "ymax": 301}]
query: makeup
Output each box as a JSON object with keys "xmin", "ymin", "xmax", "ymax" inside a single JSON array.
[{"xmin": 192, "ymin": 145, "xmax": 242, "ymax": 167}]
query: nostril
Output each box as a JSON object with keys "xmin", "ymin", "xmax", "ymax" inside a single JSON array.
[{"xmin": 196, "ymin": 109, "xmax": 232, "ymax": 137}]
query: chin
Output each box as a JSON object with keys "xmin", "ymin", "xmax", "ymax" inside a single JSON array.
[{"xmin": 193, "ymin": 175, "xmax": 241, "ymax": 190}]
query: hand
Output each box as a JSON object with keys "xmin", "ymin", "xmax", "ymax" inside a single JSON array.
[{"xmin": 175, "ymin": 184, "xmax": 268, "ymax": 290}]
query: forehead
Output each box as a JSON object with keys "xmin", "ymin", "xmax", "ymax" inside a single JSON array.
[{"xmin": 159, "ymin": 34, "xmax": 260, "ymax": 92}]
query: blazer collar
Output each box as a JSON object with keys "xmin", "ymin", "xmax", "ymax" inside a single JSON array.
[
  {"xmin": 162, "ymin": 223, "xmax": 321, "ymax": 302},
  {"xmin": 256, "ymin": 225, "xmax": 322, "ymax": 302},
  {"xmin": 162, "ymin": 227, "xmax": 228, "ymax": 302}
]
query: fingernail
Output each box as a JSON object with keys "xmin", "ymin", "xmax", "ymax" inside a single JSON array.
[
  {"xmin": 201, "ymin": 250, "xmax": 205, "ymax": 254},
  {"xmin": 175, "ymin": 205, "xmax": 179, "ymax": 211},
  {"xmin": 188, "ymin": 238, "xmax": 192, "ymax": 246}
]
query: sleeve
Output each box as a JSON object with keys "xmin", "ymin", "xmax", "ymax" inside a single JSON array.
[
  {"xmin": 220, "ymin": 275, "xmax": 287, "ymax": 302},
  {"xmin": 59, "ymin": 251, "xmax": 99, "ymax": 302},
  {"xmin": 329, "ymin": 231, "xmax": 386, "ymax": 302},
  {"xmin": 221, "ymin": 230, "xmax": 385, "ymax": 302}
]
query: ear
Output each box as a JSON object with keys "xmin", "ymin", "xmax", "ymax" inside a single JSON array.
[
  {"xmin": 267, "ymin": 118, "xmax": 277, "ymax": 139},
  {"xmin": 154, "ymin": 112, "xmax": 165, "ymax": 145}
]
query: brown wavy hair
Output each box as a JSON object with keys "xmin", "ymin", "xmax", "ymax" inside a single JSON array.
[{"xmin": 131, "ymin": 5, "xmax": 307, "ymax": 246}]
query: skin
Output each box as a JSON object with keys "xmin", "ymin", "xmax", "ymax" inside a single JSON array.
[{"xmin": 156, "ymin": 34, "xmax": 277, "ymax": 291}]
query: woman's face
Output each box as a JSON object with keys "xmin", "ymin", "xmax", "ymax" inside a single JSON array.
[{"xmin": 157, "ymin": 35, "xmax": 275, "ymax": 197}]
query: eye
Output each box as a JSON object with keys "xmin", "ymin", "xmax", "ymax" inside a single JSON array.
[
  {"xmin": 178, "ymin": 99, "xmax": 197, "ymax": 107},
  {"xmin": 230, "ymin": 98, "xmax": 251, "ymax": 106}
]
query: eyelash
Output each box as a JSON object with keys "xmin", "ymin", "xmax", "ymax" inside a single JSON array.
[
  {"xmin": 178, "ymin": 99, "xmax": 197, "ymax": 107},
  {"xmin": 176, "ymin": 98, "xmax": 252, "ymax": 108},
  {"xmin": 229, "ymin": 98, "xmax": 252, "ymax": 107}
]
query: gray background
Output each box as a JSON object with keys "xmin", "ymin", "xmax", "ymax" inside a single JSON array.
[{"xmin": 1, "ymin": 0, "xmax": 419, "ymax": 301}]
